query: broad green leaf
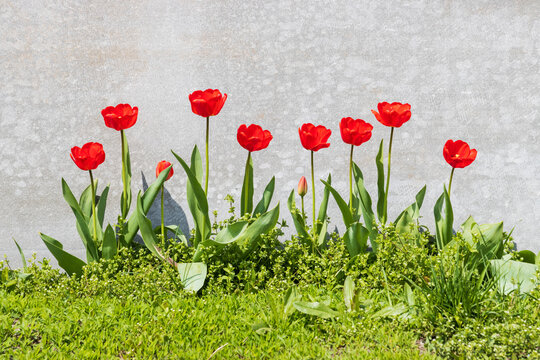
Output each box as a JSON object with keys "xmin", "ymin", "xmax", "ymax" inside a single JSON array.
[
  {"xmin": 253, "ymin": 176, "xmax": 275, "ymax": 216},
  {"xmin": 317, "ymin": 174, "xmax": 332, "ymax": 235},
  {"xmin": 283, "ymin": 286, "xmax": 302, "ymax": 318},
  {"xmin": 40, "ymin": 233, "xmax": 86, "ymax": 276},
  {"xmin": 321, "ymin": 180, "xmax": 353, "ymax": 228},
  {"xmin": 395, "ymin": 185, "xmax": 427, "ymax": 225},
  {"xmin": 97, "ymin": 185, "xmax": 110, "ymax": 228},
  {"xmin": 236, "ymin": 204, "xmax": 280, "ymax": 247},
  {"xmin": 372, "ymin": 303, "xmax": 409, "ymax": 319},
  {"xmin": 240, "ymin": 154, "xmax": 254, "ymax": 216},
  {"xmin": 343, "ymin": 223, "xmax": 369, "ymax": 258},
  {"xmin": 159, "ymin": 225, "xmax": 189, "ymax": 245},
  {"xmin": 135, "ymin": 193, "xmax": 164, "ymax": 260},
  {"xmin": 13, "ymin": 239, "xmax": 27, "ymax": 271},
  {"xmin": 187, "ymin": 146, "xmax": 205, "ymax": 243},
  {"xmin": 343, "ymin": 276, "xmax": 355, "ymax": 312},
  {"xmin": 490, "ymin": 259, "xmax": 538, "ymax": 295},
  {"xmin": 317, "ymin": 219, "xmax": 328, "ymax": 247},
  {"xmin": 177, "ymin": 262, "xmax": 207, "ymax": 293},
  {"xmin": 214, "ymin": 221, "xmax": 249, "ymax": 244},
  {"xmin": 293, "ymin": 301, "xmax": 339, "ymax": 319},
  {"xmin": 190, "ymin": 145, "xmax": 203, "ymax": 184},
  {"xmin": 434, "ymin": 186, "xmax": 453, "ymax": 250},
  {"xmin": 475, "ymin": 222, "xmax": 504, "ymax": 260},
  {"xmin": 287, "ymin": 190, "xmax": 309, "ymax": 238},
  {"xmin": 124, "ymin": 165, "xmax": 172, "ymax": 245},
  {"xmin": 78, "ymin": 181, "xmax": 96, "ymax": 219},
  {"xmin": 61, "ymin": 178, "xmax": 85, "ymax": 219},
  {"xmin": 517, "ymin": 250, "xmax": 536, "ymax": 264},
  {"xmin": 102, "ymin": 225, "xmax": 117, "ymax": 260},
  {"xmin": 375, "ymin": 139, "xmax": 385, "ymax": 223},
  {"xmin": 352, "ymin": 163, "xmax": 378, "ymax": 252},
  {"xmin": 536, "ymin": 252, "xmax": 540, "ymax": 267},
  {"xmin": 120, "ymin": 130, "xmax": 132, "ymax": 218},
  {"xmin": 395, "ymin": 210, "xmax": 416, "ymax": 236}
]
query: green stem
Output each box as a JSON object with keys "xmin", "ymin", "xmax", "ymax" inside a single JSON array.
[
  {"xmin": 349, "ymin": 144, "xmax": 354, "ymax": 213},
  {"xmin": 383, "ymin": 127, "xmax": 394, "ymax": 224},
  {"xmin": 301, "ymin": 195, "xmax": 305, "ymax": 223},
  {"xmin": 120, "ymin": 130, "xmax": 128, "ymax": 219},
  {"xmin": 89, "ymin": 170, "xmax": 98, "ymax": 245},
  {"xmin": 243, "ymin": 152, "xmax": 252, "ymax": 215},
  {"xmin": 311, "ymin": 151, "xmax": 316, "ymax": 233},
  {"xmin": 161, "ymin": 185, "xmax": 165, "ymax": 241},
  {"xmin": 205, "ymin": 116, "xmax": 210, "ymax": 195},
  {"xmin": 448, "ymin": 167, "xmax": 455, "ymax": 197}
]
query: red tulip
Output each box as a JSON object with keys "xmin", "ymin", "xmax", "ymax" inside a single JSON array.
[
  {"xmin": 70, "ymin": 142, "xmax": 105, "ymax": 171},
  {"xmin": 339, "ymin": 117, "xmax": 373, "ymax": 146},
  {"xmin": 156, "ymin": 160, "xmax": 174, "ymax": 180},
  {"xmin": 371, "ymin": 102, "xmax": 411, "ymax": 128},
  {"xmin": 297, "ymin": 176, "xmax": 308, "ymax": 197},
  {"xmin": 189, "ymin": 89, "xmax": 227, "ymax": 117},
  {"xmin": 101, "ymin": 104, "xmax": 138, "ymax": 131},
  {"xmin": 298, "ymin": 123, "xmax": 331, "ymax": 152},
  {"xmin": 443, "ymin": 140, "xmax": 477, "ymax": 169},
  {"xmin": 237, "ymin": 124, "xmax": 273, "ymax": 152}
]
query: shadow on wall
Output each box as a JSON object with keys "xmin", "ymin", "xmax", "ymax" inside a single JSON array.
[{"xmin": 132, "ymin": 172, "xmax": 189, "ymax": 244}]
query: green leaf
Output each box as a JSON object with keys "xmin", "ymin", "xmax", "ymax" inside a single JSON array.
[
  {"xmin": 490, "ymin": 259, "xmax": 538, "ymax": 295},
  {"xmin": 240, "ymin": 154, "xmax": 254, "ymax": 216},
  {"xmin": 517, "ymin": 250, "xmax": 536, "ymax": 264},
  {"xmin": 375, "ymin": 139, "xmax": 385, "ymax": 223},
  {"xmin": 287, "ymin": 190, "xmax": 309, "ymax": 239},
  {"xmin": 135, "ymin": 192, "xmax": 164, "ymax": 260},
  {"xmin": 352, "ymin": 163, "xmax": 378, "ymax": 252},
  {"xmin": 97, "ymin": 185, "xmax": 110, "ymax": 228},
  {"xmin": 78, "ymin": 181, "xmax": 95, "ymax": 219},
  {"xmin": 40, "ymin": 233, "xmax": 86, "ymax": 276},
  {"xmin": 293, "ymin": 301, "xmax": 339, "ymax": 319},
  {"xmin": 321, "ymin": 179, "xmax": 353, "ymax": 228},
  {"xmin": 177, "ymin": 262, "xmax": 207, "ymax": 293},
  {"xmin": 343, "ymin": 223, "xmax": 369, "ymax": 258},
  {"xmin": 253, "ymin": 177, "xmax": 275, "ymax": 216},
  {"xmin": 536, "ymin": 252, "xmax": 540, "ymax": 267},
  {"xmin": 317, "ymin": 174, "xmax": 331, "ymax": 235},
  {"xmin": 395, "ymin": 185, "xmax": 427, "ymax": 225},
  {"xmin": 102, "ymin": 225, "xmax": 117, "ymax": 260},
  {"xmin": 434, "ymin": 186, "xmax": 453, "ymax": 250},
  {"xmin": 213, "ymin": 221, "xmax": 250, "ymax": 244},
  {"xmin": 120, "ymin": 130, "xmax": 132, "ymax": 218},
  {"xmin": 13, "ymin": 239, "xmax": 27, "ymax": 271},
  {"xmin": 124, "ymin": 165, "xmax": 172, "ymax": 245},
  {"xmin": 62, "ymin": 178, "xmax": 85, "ymax": 219},
  {"xmin": 283, "ymin": 286, "xmax": 302, "ymax": 318},
  {"xmin": 190, "ymin": 145, "xmax": 203, "ymax": 184},
  {"xmin": 317, "ymin": 220, "xmax": 328, "ymax": 247},
  {"xmin": 160, "ymin": 225, "xmax": 189, "ymax": 245},
  {"xmin": 475, "ymin": 222, "xmax": 504, "ymax": 260},
  {"xmin": 343, "ymin": 276, "xmax": 355, "ymax": 312}
]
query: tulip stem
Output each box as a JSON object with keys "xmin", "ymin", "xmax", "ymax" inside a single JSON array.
[
  {"xmin": 311, "ymin": 150, "xmax": 316, "ymax": 234},
  {"xmin": 383, "ymin": 127, "xmax": 394, "ymax": 224},
  {"xmin": 349, "ymin": 144, "xmax": 354, "ymax": 213},
  {"xmin": 205, "ymin": 116, "xmax": 210, "ymax": 196},
  {"xmin": 161, "ymin": 184, "xmax": 165, "ymax": 241},
  {"xmin": 448, "ymin": 167, "xmax": 455, "ymax": 197},
  {"xmin": 301, "ymin": 195, "xmax": 305, "ymax": 223},
  {"xmin": 243, "ymin": 152, "xmax": 252, "ymax": 215},
  {"xmin": 120, "ymin": 130, "xmax": 128, "ymax": 219},
  {"xmin": 88, "ymin": 170, "xmax": 98, "ymax": 246}
]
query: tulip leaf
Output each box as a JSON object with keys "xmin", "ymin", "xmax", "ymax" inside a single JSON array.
[
  {"xmin": 343, "ymin": 223, "xmax": 369, "ymax": 258},
  {"xmin": 352, "ymin": 163, "xmax": 378, "ymax": 252},
  {"xmin": 177, "ymin": 262, "xmax": 207, "ymax": 293},
  {"xmin": 97, "ymin": 184, "xmax": 110, "ymax": 228},
  {"xmin": 124, "ymin": 165, "xmax": 172, "ymax": 245},
  {"xmin": 13, "ymin": 239, "xmax": 28, "ymax": 272},
  {"xmin": 61, "ymin": 178, "xmax": 85, "ymax": 220},
  {"xmin": 240, "ymin": 154, "xmax": 254, "ymax": 216},
  {"xmin": 120, "ymin": 130, "xmax": 132, "ymax": 219},
  {"xmin": 253, "ymin": 176, "xmax": 275, "ymax": 216},
  {"xmin": 317, "ymin": 174, "xmax": 331, "ymax": 235},
  {"xmin": 375, "ymin": 139, "xmax": 386, "ymax": 223},
  {"xmin": 321, "ymin": 180, "xmax": 353, "ymax": 228},
  {"xmin": 344, "ymin": 276, "xmax": 355, "ymax": 312},
  {"xmin": 293, "ymin": 301, "xmax": 339, "ymax": 319},
  {"xmin": 78, "ymin": 181, "xmax": 96, "ymax": 220},
  {"xmin": 434, "ymin": 186, "xmax": 453, "ymax": 251},
  {"xmin": 317, "ymin": 219, "xmax": 328, "ymax": 247},
  {"xmin": 214, "ymin": 221, "xmax": 250, "ymax": 244},
  {"xmin": 490, "ymin": 259, "xmax": 538, "ymax": 295},
  {"xmin": 287, "ymin": 190, "xmax": 309, "ymax": 239},
  {"xmin": 190, "ymin": 145, "xmax": 203, "ymax": 184},
  {"xmin": 40, "ymin": 233, "xmax": 86, "ymax": 276},
  {"xmin": 135, "ymin": 192, "xmax": 164, "ymax": 260},
  {"xmin": 102, "ymin": 225, "xmax": 117, "ymax": 260},
  {"xmin": 173, "ymin": 149, "xmax": 211, "ymax": 243},
  {"xmin": 395, "ymin": 185, "xmax": 427, "ymax": 225},
  {"xmin": 283, "ymin": 286, "xmax": 302, "ymax": 317},
  {"xmin": 187, "ymin": 146, "xmax": 204, "ymax": 243}
]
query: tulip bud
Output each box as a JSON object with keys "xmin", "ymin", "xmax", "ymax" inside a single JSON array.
[{"xmin": 298, "ymin": 176, "xmax": 308, "ymax": 197}]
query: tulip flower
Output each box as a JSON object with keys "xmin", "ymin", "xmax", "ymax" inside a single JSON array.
[
  {"xmin": 299, "ymin": 123, "xmax": 331, "ymax": 231},
  {"xmin": 70, "ymin": 142, "xmax": 106, "ymax": 245},
  {"xmin": 298, "ymin": 176, "xmax": 308, "ymax": 221},
  {"xmin": 339, "ymin": 117, "xmax": 373, "ymax": 211},
  {"xmin": 371, "ymin": 102, "xmax": 411, "ymax": 223},
  {"xmin": 443, "ymin": 139, "xmax": 477, "ymax": 195},
  {"xmin": 237, "ymin": 124, "xmax": 273, "ymax": 215},
  {"xmin": 156, "ymin": 161, "xmax": 174, "ymax": 241},
  {"xmin": 189, "ymin": 89, "xmax": 228, "ymax": 196},
  {"xmin": 101, "ymin": 103, "xmax": 138, "ymax": 220}
]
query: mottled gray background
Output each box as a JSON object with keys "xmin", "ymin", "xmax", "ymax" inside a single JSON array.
[{"xmin": 1, "ymin": 0, "xmax": 539, "ymax": 267}]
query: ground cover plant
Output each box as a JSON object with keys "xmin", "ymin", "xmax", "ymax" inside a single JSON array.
[{"xmin": 2, "ymin": 91, "xmax": 539, "ymax": 359}]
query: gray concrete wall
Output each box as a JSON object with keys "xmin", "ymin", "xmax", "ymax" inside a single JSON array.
[{"xmin": 1, "ymin": 0, "xmax": 539, "ymax": 267}]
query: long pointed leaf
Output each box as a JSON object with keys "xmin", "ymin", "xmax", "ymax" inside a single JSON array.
[
  {"xmin": 13, "ymin": 239, "xmax": 27, "ymax": 271},
  {"xmin": 321, "ymin": 179, "xmax": 353, "ymax": 228},
  {"xmin": 240, "ymin": 154, "xmax": 254, "ymax": 216},
  {"xmin": 40, "ymin": 233, "xmax": 86, "ymax": 276},
  {"xmin": 102, "ymin": 225, "xmax": 117, "ymax": 260},
  {"xmin": 120, "ymin": 130, "xmax": 132, "ymax": 218},
  {"xmin": 135, "ymin": 192, "xmax": 164, "ymax": 260},
  {"xmin": 97, "ymin": 185, "xmax": 110, "ymax": 228},
  {"xmin": 78, "ymin": 181, "xmax": 96, "ymax": 219},
  {"xmin": 375, "ymin": 139, "xmax": 385, "ymax": 223},
  {"xmin": 177, "ymin": 263, "xmax": 207, "ymax": 293},
  {"xmin": 287, "ymin": 190, "xmax": 309, "ymax": 238},
  {"xmin": 253, "ymin": 176, "xmax": 275, "ymax": 216},
  {"xmin": 352, "ymin": 163, "xmax": 378, "ymax": 251},
  {"xmin": 317, "ymin": 174, "xmax": 331, "ymax": 235},
  {"xmin": 434, "ymin": 186, "xmax": 453, "ymax": 250},
  {"xmin": 343, "ymin": 223, "xmax": 369, "ymax": 258}
]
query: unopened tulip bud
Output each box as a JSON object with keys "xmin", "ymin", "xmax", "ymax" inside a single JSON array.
[{"xmin": 298, "ymin": 176, "xmax": 308, "ymax": 197}]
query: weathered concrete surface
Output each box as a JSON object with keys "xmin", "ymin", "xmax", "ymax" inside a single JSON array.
[{"xmin": 1, "ymin": 0, "xmax": 539, "ymax": 266}]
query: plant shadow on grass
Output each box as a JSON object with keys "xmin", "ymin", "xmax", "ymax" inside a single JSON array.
[{"xmin": 133, "ymin": 172, "xmax": 189, "ymax": 244}]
